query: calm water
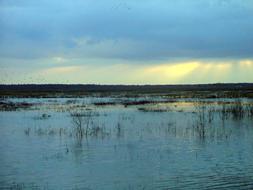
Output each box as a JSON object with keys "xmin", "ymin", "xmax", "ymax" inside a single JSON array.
[{"xmin": 0, "ymin": 98, "xmax": 253, "ymax": 189}]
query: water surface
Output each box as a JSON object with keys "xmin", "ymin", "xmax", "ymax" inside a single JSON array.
[{"xmin": 0, "ymin": 97, "xmax": 253, "ymax": 189}]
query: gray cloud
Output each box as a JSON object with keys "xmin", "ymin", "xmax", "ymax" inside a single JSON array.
[{"xmin": 0, "ymin": 0, "xmax": 253, "ymax": 61}]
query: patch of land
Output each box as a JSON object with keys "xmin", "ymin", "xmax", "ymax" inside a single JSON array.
[{"xmin": 0, "ymin": 83, "xmax": 253, "ymax": 98}]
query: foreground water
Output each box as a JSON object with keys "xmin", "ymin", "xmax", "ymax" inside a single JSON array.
[{"xmin": 0, "ymin": 97, "xmax": 253, "ymax": 189}]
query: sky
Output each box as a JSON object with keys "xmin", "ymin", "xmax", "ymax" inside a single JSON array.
[{"xmin": 0, "ymin": 0, "xmax": 253, "ymax": 84}]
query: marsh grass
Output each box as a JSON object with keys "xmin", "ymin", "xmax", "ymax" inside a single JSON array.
[
  {"xmin": 116, "ymin": 122, "xmax": 124, "ymax": 138},
  {"xmin": 70, "ymin": 111, "xmax": 92, "ymax": 139},
  {"xmin": 24, "ymin": 128, "xmax": 30, "ymax": 136},
  {"xmin": 246, "ymin": 104, "xmax": 253, "ymax": 117},
  {"xmin": 191, "ymin": 100, "xmax": 253, "ymax": 141},
  {"xmin": 229, "ymin": 100, "xmax": 245, "ymax": 120},
  {"xmin": 193, "ymin": 103, "xmax": 209, "ymax": 139},
  {"xmin": 70, "ymin": 110, "xmax": 110, "ymax": 139},
  {"xmin": 5, "ymin": 182, "xmax": 41, "ymax": 190},
  {"xmin": 218, "ymin": 100, "xmax": 253, "ymax": 120},
  {"xmin": 23, "ymin": 100, "xmax": 252, "ymax": 142},
  {"xmin": 24, "ymin": 127, "xmax": 69, "ymax": 137}
]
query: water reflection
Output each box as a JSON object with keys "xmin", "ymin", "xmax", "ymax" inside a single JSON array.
[{"xmin": 0, "ymin": 99, "xmax": 253, "ymax": 189}]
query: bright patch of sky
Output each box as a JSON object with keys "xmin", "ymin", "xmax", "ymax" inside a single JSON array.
[{"xmin": 0, "ymin": 0, "xmax": 252, "ymax": 84}]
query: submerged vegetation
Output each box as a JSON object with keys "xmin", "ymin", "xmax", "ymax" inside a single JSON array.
[
  {"xmin": 192, "ymin": 100, "xmax": 253, "ymax": 140},
  {"xmin": 2, "ymin": 94, "xmax": 253, "ymax": 190},
  {"xmin": 19, "ymin": 98, "xmax": 253, "ymax": 143},
  {"xmin": 0, "ymin": 101, "xmax": 34, "ymax": 111},
  {"xmin": 70, "ymin": 110, "xmax": 109, "ymax": 138},
  {"xmin": 70, "ymin": 111, "xmax": 92, "ymax": 138}
]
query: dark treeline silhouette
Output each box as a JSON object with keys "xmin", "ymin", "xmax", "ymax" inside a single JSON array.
[{"xmin": 0, "ymin": 83, "xmax": 253, "ymax": 97}]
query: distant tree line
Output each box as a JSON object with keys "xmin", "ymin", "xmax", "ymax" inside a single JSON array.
[{"xmin": 0, "ymin": 83, "xmax": 252, "ymax": 93}]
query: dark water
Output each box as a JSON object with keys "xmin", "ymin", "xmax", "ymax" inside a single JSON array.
[{"xmin": 0, "ymin": 98, "xmax": 253, "ymax": 189}]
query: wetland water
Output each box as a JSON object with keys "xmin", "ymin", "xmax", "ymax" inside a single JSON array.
[{"xmin": 0, "ymin": 97, "xmax": 253, "ymax": 189}]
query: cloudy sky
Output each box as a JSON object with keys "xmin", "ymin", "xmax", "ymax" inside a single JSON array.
[{"xmin": 0, "ymin": 0, "xmax": 253, "ymax": 84}]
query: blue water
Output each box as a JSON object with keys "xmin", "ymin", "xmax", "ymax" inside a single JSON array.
[{"xmin": 0, "ymin": 98, "xmax": 253, "ymax": 189}]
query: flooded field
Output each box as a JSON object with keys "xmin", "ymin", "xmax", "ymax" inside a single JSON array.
[{"xmin": 0, "ymin": 96, "xmax": 253, "ymax": 189}]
